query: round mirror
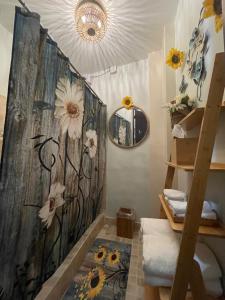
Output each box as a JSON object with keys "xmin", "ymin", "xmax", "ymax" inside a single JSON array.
[{"xmin": 108, "ymin": 106, "xmax": 149, "ymax": 148}]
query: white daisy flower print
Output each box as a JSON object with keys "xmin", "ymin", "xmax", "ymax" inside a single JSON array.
[
  {"xmin": 85, "ymin": 129, "xmax": 98, "ymax": 159},
  {"xmin": 39, "ymin": 182, "xmax": 65, "ymax": 229},
  {"xmin": 55, "ymin": 78, "xmax": 84, "ymax": 140}
]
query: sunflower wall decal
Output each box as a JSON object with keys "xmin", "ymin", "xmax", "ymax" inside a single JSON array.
[
  {"xmin": 166, "ymin": 48, "xmax": 185, "ymax": 70},
  {"xmin": 122, "ymin": 96, "xmax": 133, "ymax": 109},
  {"xmin": 203, "ymin": 0, "xmax": 223, "ymax": 33},
  {"xmin": 85, "ymin": 129, "xmax": 98, "ymax": 159}
]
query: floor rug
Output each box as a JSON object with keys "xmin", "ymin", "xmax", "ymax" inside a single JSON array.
[{"xmin": 63, "ymin": 238, "xmax": 132, "ymax": 300}]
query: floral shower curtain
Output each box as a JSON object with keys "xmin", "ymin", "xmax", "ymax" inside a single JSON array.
[{"xmin": 0, "ymin": 7, "xmax": 106, "ymax": 300}]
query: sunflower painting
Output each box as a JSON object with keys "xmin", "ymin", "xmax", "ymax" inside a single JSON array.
[
  {"xmin": 63, "ymin": 239, "xmax": 131, "ymax": 300},
  {"xmin": 166, "ymin": 48, "xmax": 185, "ymax": 70},
  {"xmin": 203, "ymin": 0, "xmax": 223, "ymax": 33}
]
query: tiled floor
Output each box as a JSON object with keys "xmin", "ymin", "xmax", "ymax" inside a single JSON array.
[{"xmin": 97, "ymin": 224, "xmax": 145, "ymax": 300}]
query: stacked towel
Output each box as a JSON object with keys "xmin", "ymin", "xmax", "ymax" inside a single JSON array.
[
  {"xmin": 142, "ymin": 220, "xmax": 223, "ymax": 297},
  {"xmin": 168, "ymin": 200, "xmax": 218, "ymax": 220},
  {"xmin": 143, "ymin": 237, "xmax": 222, "ymax": 281},
  {"xmin": 140, "ymin": 218, "xmax": 172, "ymax": 236},
  {"xmin": 163, "ymin": 189, "xmax": 187, "ymax": 201}
]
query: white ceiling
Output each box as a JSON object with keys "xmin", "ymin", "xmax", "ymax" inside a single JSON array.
[{"xmin": 1, "ymin": 0, "xmax": 178, "ymax": 75}]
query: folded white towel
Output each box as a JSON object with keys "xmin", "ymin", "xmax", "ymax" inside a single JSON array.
[
  {"xmin": 176, "ymin": 211, "xmax": 217, "ymax": 220},
  {"xmin": 143, "ymin": 234, "xmax": 222, "ymax": 281},
  {"xmin": 168, "ymin": 200, "xmax": 187, "ymax": 214},
  {"xmin": 143, "ymin": 234, "xmax": 179, "ymax": 279},
  {"xmin": 168, "ymin": 200, "xmax": 216, "ymax": 216},
  {"xmin": 163, "ymin": 189, "xmax": 187, "ymax": 201}
]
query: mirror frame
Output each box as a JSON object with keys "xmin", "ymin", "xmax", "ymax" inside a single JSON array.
[{"xmin": 108, "ymin": 105, "xmax": 150, "ymax": 149}]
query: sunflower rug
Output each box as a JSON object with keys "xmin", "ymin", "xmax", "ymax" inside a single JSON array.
[{"xmin": 62, "ymin": 238, "xmax": 131, "ymax": 300}]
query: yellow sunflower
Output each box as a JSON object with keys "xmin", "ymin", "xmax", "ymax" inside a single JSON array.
[
  {"xmin": 203, "ymin": 0, "xmax": 223, "ymax": 32},
  {"xmin": 94, "ymin": 246, "xmax": 107, "ymax": 263},
  {"xmin": 166, "ymin": 48, "xmax": 185, "ymax": 70},
  {"xmin": 86, "ymin": 267, "xmax": 106, "ymax": 299},
  {"xmin": 122, "ymin": 96, "xmax": 133, "ymax": 110},
  {"xmin": 107, "ymin": 250, "xmax": 120, "ymax": 266}
]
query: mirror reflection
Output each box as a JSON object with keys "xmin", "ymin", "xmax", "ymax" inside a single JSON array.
[{"xmin": 109, "ymin": 106, "xmax": 149, "ymax": 148}]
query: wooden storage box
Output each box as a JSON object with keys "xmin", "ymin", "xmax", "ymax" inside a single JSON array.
[
  {"xmin": 117, "ymin": 208, "xmax": 135, "ymax": 239},
  {"xmin": 171, "ymin": 137, "xmax": 198, "ymax": 165}
]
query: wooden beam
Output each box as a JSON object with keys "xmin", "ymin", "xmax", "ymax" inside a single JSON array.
[
  {"xmin": 144, "ymin": 285, "xmax": 161, "ymax": 300},
  {"xmin": 170, "ymin": 53, "xmax": 225, "ymax": 300},
  {"xmin": 164, "ymin": 165, "xmax": 175, "ymax": 189},
  {"xmin": 223, "ymin": 1, "xmax": 225, "ymax": 52},
  {"xmin": 190, "ymin": 260, "xmax": 207, "ymax": 300}
]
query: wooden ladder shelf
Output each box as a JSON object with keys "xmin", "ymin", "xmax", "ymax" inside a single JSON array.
[{"xmin": 163, "ymin": 52, "xmax": 225, "ymax": 300}]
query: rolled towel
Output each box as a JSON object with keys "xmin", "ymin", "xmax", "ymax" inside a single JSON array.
[{"xmin": 163, "ymin": 189, "xmax": 187, "ymax": 201}]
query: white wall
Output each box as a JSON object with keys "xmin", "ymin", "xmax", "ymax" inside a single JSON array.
[
  {"xmin": 0, "ymin": 1, "xmax": 15, "ymax": 98},
  {"xmin": 0, "ymin": 23, "xmax": 13, "ymax": 97},
  {"xmin": 89, "ymin": 58, "xmax": 167, "ymax": 219}
]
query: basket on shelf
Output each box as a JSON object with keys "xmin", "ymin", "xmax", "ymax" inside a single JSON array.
[
  {"xmin": 164, "ymin": 95, "xmax": 197, "ymax": 128},
  {"xmin": 170, "ymin": 107, "xmax": 192, "ymax": 128}
]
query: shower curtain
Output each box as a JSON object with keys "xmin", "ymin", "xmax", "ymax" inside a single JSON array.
[{"xmin": 0, "ymin": 7, "xmax": 106, "ymax": 299}]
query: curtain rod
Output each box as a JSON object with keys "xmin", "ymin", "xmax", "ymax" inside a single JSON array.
[{"xmin": 17, "ymin": 0, "xmax": 104, "ymax": 105}]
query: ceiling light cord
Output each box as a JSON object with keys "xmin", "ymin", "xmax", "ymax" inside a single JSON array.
[{"xmin": 17, "ymin": 0, "xmax": 104, "ymax": 105}]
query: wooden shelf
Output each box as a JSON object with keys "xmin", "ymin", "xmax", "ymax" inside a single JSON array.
[
  {"xmin": 159, "ymin": 194, "xmax": 225, "ymax": 238},
  {"xmin": 178, "ymin": 105, "xmax": 225, "ymax": 130},
  {"xmin": 166, "ymin": 161, "xmax": 225, "ymax": 172}
]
